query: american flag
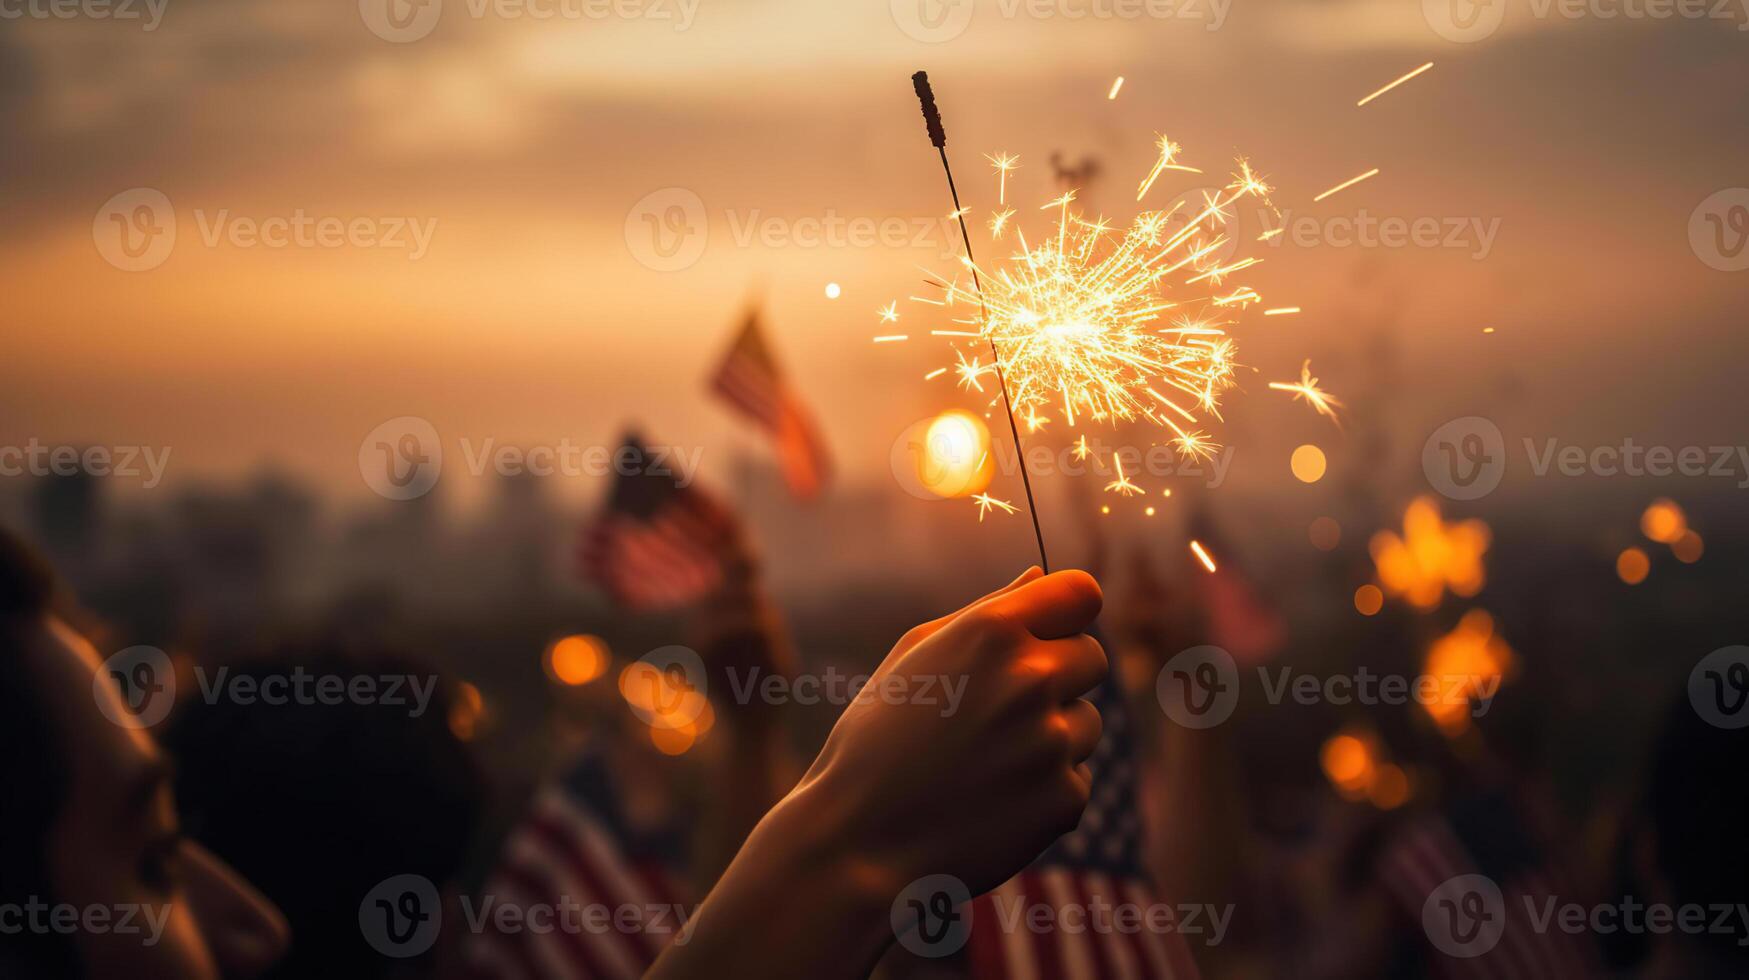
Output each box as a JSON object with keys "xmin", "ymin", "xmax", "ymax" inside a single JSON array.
[
  {"xmin": 575, "ymin": 433, "xmax": 734, "ymax": 611},
  {"xmin": 966, "ymin": 632, "xmax": 1204, "ymax": 980},
  {"xmin": 466, "ymin": 753, "xmax": 692, "ymax": 980},
  {"xmin": 1378, "ymin": 798, "xmax": 1598, "ymax": 979},
  {"xmin": 708, "ymin": 309, "xmax": 832, "ymax": 501}
]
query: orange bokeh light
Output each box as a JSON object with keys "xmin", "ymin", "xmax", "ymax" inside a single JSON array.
[
  {"xmin": 1421, "ymin": 609, "xmax": 1514, "ymax": 736},
  {"xmin": 1640, "ymin": 499, "xmax": 1686, "ymax": 544},
  {"xmin": 1370, "ymin": 496, "xmax": 1490, "ymax": 610},
  {"xmin": 1616, "ymin": 547, "xmax": 1651, "ymax": 585},
  {"xmin": 547, "ymin": 635, "xmax": 609, "ymax": 687}
]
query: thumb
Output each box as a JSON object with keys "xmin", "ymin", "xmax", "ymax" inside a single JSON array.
[{"xmin": 971, "ymin": 569, "xmax": 1103, "ymax": 640}]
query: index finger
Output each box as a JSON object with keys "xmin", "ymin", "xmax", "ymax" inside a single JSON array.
[
  {"xmin": 975, "ymin": 569, "xmax": 1103, "ymax": 641},
  {"xmin": 893, "ymin": 565, "xmax": 1044, "ymax": 656}
]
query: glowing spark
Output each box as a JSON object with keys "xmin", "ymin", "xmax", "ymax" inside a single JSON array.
[
  {"xmin": 924, "ymin": 367, "xmax": 948, "ymax": 380},
  {"xmin": 879, "ymin": 302, "xmax": 901, "ymax": 324},
  {"xmin": 1269, "ymin": 359, "xmax": 1342, "ymax": 423},
  {"xmin": 1073, "ymin": 435, "xmax": 1090, "ymax": 461},
  {"xmin": 1108, "ymin": 76, "xmax": 1125, "ymax": 100},
  {"xmin": 1314, "ymin": 168, "xmax": 1380, "ymax": 203},
  {"xmin": 1104, "ymin": 455, "xmax": 1143, "ymax": 496},
  {"xmin": 930, "ymin": 330, "xmax": 979, "ymax": 337},
  {"xmin": 986, "ymin": 153, "xmax": 1019, "ymax": 205},
  {"xmin": 1357, "ymin": 62, "xmax": 1434, "ymax": 107},
  {"xmin": 954, "ymin": 351, "xmax": 993, "ymax": 392},
  {"xmin": 948, "ymin": 207, "xmax": 971, "ymax": 222},
  {"xmin": 1482, "ymin": 327, "xmax": 1496, "ymax": 334},
  {"xmin": 1189, "ymin": 540, "xmax": 1218, "ymax": 573},
  {"xmin": 873, "ymin": 335, "xmax": 908, "ymax": 343},
  {"xmin": 1137, "ymin": 134, "xmax": 1202, "ymax": 201},
  {"xmin": 1263, "ymin": 307, "xmax": 1300, "ymax": 316},
  {"xmin": 1258, "ymin": 228, "xmax": 1284, "ymax": 241},
  {"xmin": 972, "ymin": 493, "xmax": 1017, "ymax": 521},
  {"xmin": 989, "ymin": 208, "xmax": 1016, "ymax": 238}
]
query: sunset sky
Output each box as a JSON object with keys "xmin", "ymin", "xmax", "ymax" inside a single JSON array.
[{"xmin": 3, "ymin": 0, "xmax": 1746, "ymax": 514}]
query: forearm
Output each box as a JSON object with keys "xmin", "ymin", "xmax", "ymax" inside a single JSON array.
[
  {"xmin": 694, "ymin": 714, "xmax": 797, "ymax": 885},
  {"xmin": 652, "ymin": 783, "xmax": 892, "ymax": 980}
]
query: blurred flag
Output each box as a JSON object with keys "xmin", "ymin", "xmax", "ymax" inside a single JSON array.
[
  {"xmin": 467, "ymin": 753, "xmax": 691, "ymax": 980},
  {"xmin": 967, "ymin": 630, "xmax": 1203, "ymax": 980},
  {"xmin": 1187, "ymin": 510, "xmax": 1286, "ymax": 665},
  {"xmin": 576, "ymin": 433, "xmax": 733, "ymax": 611},
  {"xmin": 708, "ymin": 308, "xmax": 832, "ymax": 500},
  {"xmin": 1377, "ymin": 798, "xmax": 1598, "ymax": 979}
]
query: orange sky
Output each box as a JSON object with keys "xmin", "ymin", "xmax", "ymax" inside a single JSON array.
[{"xmin": 3, "ymin": 0, "xmax": 1746, "ymax": 509}]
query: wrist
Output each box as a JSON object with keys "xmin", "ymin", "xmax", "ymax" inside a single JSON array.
[{"xmin": 743, "ymin": 782, "xmax": 898, "ymax": 963}]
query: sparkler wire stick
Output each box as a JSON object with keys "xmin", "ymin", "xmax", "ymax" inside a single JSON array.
[{"xmin": 912, "ymin": 70, "xmax": 1051, "ymax": 573}]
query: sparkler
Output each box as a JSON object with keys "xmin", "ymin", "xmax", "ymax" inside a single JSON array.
[
  {"xmin": 897, "ymin": 71, "xmax": 1337, "ymax": 557},
  {"xmin": 913, "ymin": 71, "xmax": 1051, "ymax": 572}
]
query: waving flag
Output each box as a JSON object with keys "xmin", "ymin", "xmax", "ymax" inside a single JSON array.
[
  {"xmin": 966, "ymin": 628, "xmax": 1204, "ymax": 980},
  {"xmin": 708, "ymin": 308, "xmax": 832, "ymax": 501},
  {"xmin": 466, "ymin": 753, "xmax": 692, "ymax": 980},
  {"xmin": 575, "ymin": 433, "xmax": 734, "ymax": 611}
]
